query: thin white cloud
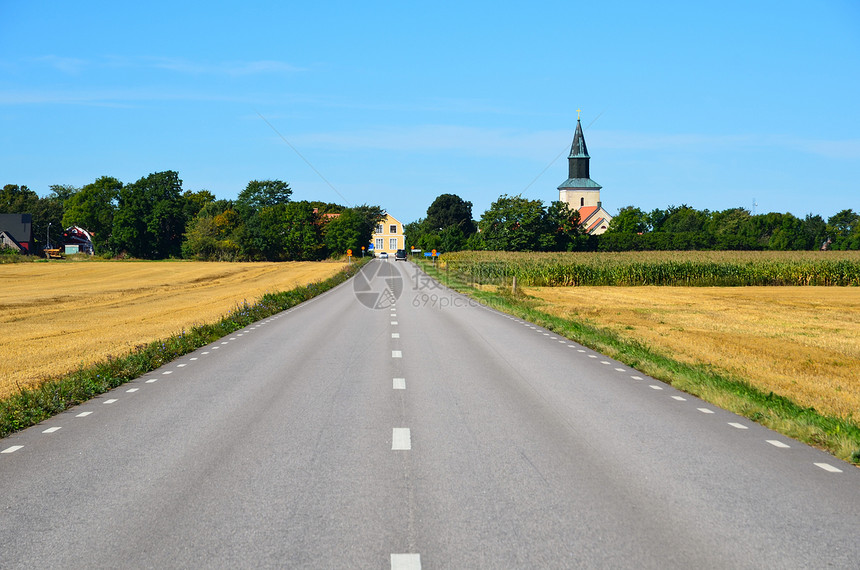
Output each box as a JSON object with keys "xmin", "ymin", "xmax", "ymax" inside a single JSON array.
[
  {"xmin": 284, "ymin": 124, "xmax": 860, "ymax": 162},
  {"xmin": 0, "ymin": 88, "xmax": 251, "ymax": 106},
  {"xmin": 592, "ymin": 130, "xmax": 860, "ymax": 160},
  {"xmin": 28, "ymin": 55, "xmax": 89, "ymax": 74},
  {"xmin": 287, "ymin": 125, "xmax": 566, "ymax": 160},
  {"xmin": 145, "ymin": 57, "xmax": 304, "ymax": 76},
  {"xmin": 20, "ymin": 55, "xmax": 303, "ymax": 76}
]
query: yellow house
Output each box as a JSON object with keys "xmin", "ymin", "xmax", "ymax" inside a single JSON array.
[{"xmin": 370, "ymin": 213, "xmax": 405, "ymax": 256}]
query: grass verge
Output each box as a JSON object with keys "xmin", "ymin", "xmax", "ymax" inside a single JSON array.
[
  {"xmin": 418, "ymin": 259, "xmax": 860, "ymax": 466},
  {"xmin": 0, "ymin": 259, "xmax": 369, "ymax": 438}
]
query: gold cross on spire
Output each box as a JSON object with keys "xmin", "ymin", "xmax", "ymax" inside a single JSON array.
[{"xmin": 577, "ymin": 108, "xmax": 581, "ymax": 120}]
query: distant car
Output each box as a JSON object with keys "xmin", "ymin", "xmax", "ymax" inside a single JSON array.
[
  {"xmin": 395, "ymin": 249, "xmax": 407, "ymax": 261},
  {"xmin": 379, "ymin": 252, "xmax": 388, "ymax": 259}
]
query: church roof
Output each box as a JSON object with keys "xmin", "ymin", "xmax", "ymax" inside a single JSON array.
[
  {"xmin": 569, "ymin": 118, "xmax": 589, "ymax": 158},
  {"xmin": 557, "ymin": 178, "xmax": 602, "ymax": 190}
]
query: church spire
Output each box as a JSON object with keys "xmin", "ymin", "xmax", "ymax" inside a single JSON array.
[{"xmin": 568, "ymin": 117, "xmax": 590, "ymax": 179}]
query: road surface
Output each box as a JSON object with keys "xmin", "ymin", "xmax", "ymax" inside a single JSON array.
[{"xmin": 2, "ymin": 260, "xmax": 858, "ymax": 568}]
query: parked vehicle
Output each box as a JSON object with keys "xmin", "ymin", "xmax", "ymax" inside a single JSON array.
[
  {"xmin": 379, "ymin": 252, "xmax": 388, "ymax": 259},
  {"xmin": 395, "ymin": 249, "xmax": 407, "ymax": 261}
]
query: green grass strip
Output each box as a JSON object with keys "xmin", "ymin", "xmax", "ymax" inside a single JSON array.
[
  {"xmin": 419, "ymin": 260, "xmax": 860, "ymax": 466},
  {"xmin": 0, "ymin": 259, "xmax": 369, "ymax": 438}
]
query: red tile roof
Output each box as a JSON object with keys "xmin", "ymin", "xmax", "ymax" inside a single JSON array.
[{"xmin": 578, "ymin": 205, "xmax": 598, "ymax": 222}]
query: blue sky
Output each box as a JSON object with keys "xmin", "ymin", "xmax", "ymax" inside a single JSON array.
[{"xmin": 1, "ymin": 0, "xmax": 858, "ymax": 224}]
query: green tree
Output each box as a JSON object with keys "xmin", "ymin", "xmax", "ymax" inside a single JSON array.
[
  {"xmin": 62, "ymin": 176, "xmax": 121, "ymax": 253},
  {"xmin": 827, "ymin": 209, "xmax": 860, "ymax": 250},
  {"xmin": 182, "ymin": 189, "xmax": 216, "ymax": 222},
  {"xmin": 182, "ymin": 200, "xmax": 241, "ymax": 260},
  {"xmin": 279, "ymin": 201, "xmax": 324, "ymax": 260},
  {"xmin": 236, "ymin": 180, "xmax": 292, "ymax": 215},
  {"xmin": 47, "ymin": 184, "xmax": 79, "ymax": 205},
  {"xmin": 0, "ymin": 184, "xmax": 39, "ymax": 214},
  {"xmin": 426, "ymin": 193, "xmax": 476, "ymax": 233},
  {"xmin": 234, "ymin": 180, "xmax": 293, "ymax": 260},
  {"xmin": 801, "ymin": 214, "xmax": 827, "ymax": 250},
  {"xmin": 660, "ymin": 205, "xmax": 708, "ymax": 233},
  {"xmin": 606, "ymin": 206, "xmax": 648, "ymax": 234},
  {"xmin": 321, "ymin": 205, "xmax": 384, "ymax": 256},
  {"xmin": 478, "ymin": 194, "xmax": 546, "ymax": 251},
  {"xmin": 542, "ymin": 201, "xmax": 582, "ymax": 251},
  {"xmin": 112, "ymin": 171, "xmax": 185, "ymax": 258},
  {"xmin": 323, "ymin": 208, "xmax": 365, "ymax": 254}
]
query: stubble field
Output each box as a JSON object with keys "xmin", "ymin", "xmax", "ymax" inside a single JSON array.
[
  {"xmin": 525, "ymin": 285, "xmax": 860, "ymax": 420},
  {"xmin": 0, "ymin": 261, "xmax": 345, "ymax": 399}
]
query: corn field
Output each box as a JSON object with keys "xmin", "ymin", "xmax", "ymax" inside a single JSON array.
[{"xmin": 440, "ymin": 251, "xmax": 860, "ymax": 287}]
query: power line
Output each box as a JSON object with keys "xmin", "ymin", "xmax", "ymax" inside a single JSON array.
[
  {"xmin": 521, "ymin": 109, "xmax": 606, "ymax": 194},
  {"xmin": 256, "ymin": 111, "xmax": 353, "ymax": 206}
]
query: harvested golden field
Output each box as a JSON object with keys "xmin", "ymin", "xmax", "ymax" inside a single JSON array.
[
  {"xmin": 0, "ymin": 261, "xmax": 345, "ymax": 398},
  {"xmin": 525, "ymin": 286, "xmax": 860, "ymax": 420}
]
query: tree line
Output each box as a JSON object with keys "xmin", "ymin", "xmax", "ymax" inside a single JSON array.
[
  {"xmin": 1, "ymin": 172, "xmax": 384, "ymax": 260},
  {"xmin": 406, "ymin": 194, "xmax": 860, "ymax": 252}
]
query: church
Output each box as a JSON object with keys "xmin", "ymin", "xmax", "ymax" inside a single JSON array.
[{"xmin": 557, "ymin": 114, "xmax": 613, "ymax": 235}]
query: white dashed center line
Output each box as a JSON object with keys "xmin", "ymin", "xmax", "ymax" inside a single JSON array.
[
  {"xmin": 391, "ymin": 553, "xmax": 421, "ymax": 569},
  {"xmin": 697, "ymin": 408, "xmax": 715, "ymax": 414},
  {"xmin": 767, "ymin": 440, "xmax": 791, "ymax": 448},
  {"xmin": 145, "ymin": 378, "xmax": 158, "ymax": 383},
  {"xmin": 1, "ymin": 445, "xmax": 23, "ymax": 454},
  {"xmin": 391, "ymin": 321, "xmax": 398, "ymax": 325},
  {"xmin": 76, "ymin": 411, "xmax": 93, "ymax": 417},
  {"xmin": 392, "ymin": 350, "xmax": 402, "ymax": 358},
  {"xmin": 103, "ymin": 399, "xmax": 118, "ymax": 404},
  {"xmin": 392, "ymin": 333, "xmax": 400, "ymax": 338},
  {"xmin": 393, "ymin": 378, "xmax": 406, "ymax": 390},
  {"xmin": 126, "ymin": 388, "xmax": 139, "ymax": 393},
  {"xmin": 392, "ymin": 428, "xmax": 411, "ymax": 450},
  {"xmin": 815, "ymin": 462, "xmax": 843, "ymax": 473},
  {"xmin": 671, "ymin": 396, "xmax": 687, "ymax": 401},
  {"xmin": 649, "ymin": 385, "xmax": 663, "ymax": 390},
  {"xmin": 162, "ymin": 371, "xmax": 173, "ymax": 375},
  {"xmin": 42, "ymin": 427, "xmax": 62, "ymax": 434},
  {"xmin": 728, "ymin": 422, "xmax": 748, "ymax": 429},
  {"xmin": 631, "ymin": 376, "xmax": 643, "ymax": 380}
]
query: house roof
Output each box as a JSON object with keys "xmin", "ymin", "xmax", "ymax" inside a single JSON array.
[
  {"xmin": 569, "ymin": 118, "xmax": 590, "ymax": 158},
  {"xmin": 578, "ymin": 206, "xmax": 599, "ymax": 222},
  {"xmin": 0, "ymin": 230, "xmax": 25, "ymax": 252},
  {"xmin": 558, "ymin": 178, "xmax": 602, "ymax": 190},
  {"xmin": 585, "ymin": 216, "xmax": 608, "ymax": 234}
]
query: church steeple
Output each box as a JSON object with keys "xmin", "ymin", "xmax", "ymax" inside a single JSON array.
[
  {"xmin": 557, "ymin": 110, "xmax": 612, "ymax": 234},
  {"xmin": 568, "ymin": 117, "xmax": 590, "ymax": 180}
]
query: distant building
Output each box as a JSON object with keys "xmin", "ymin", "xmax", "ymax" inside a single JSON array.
[
  {"xmin": 370, "ymin": 213, "xmax": 405, "ymax": 256},
  {"xmin": 0, "ymin": 214, "xmax": 33, "ymax": 252},
  {"xmin": 557, "ymin": 115, "xmax": 612, "ymax": 235}
]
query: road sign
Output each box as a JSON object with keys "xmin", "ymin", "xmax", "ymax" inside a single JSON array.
[{"xmin": 347, "ymin": 249, "xmax": 352, "ymax": 256}]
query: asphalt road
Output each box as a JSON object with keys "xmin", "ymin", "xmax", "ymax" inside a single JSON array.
[{"xmin": 2, "ymin": 259, "xmax": 858, "ymax": 569}]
